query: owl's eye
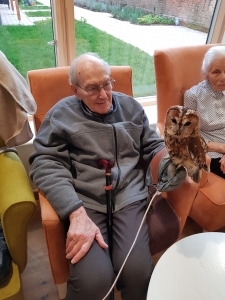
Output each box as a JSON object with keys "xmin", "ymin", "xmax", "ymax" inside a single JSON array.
[
  {"xmin": 171, "ymin": 118, "xmax": 177, "ymax": 124},
  {"xmin": 184, "ymin": 121, "xmax": 191, "ymax": 126}
]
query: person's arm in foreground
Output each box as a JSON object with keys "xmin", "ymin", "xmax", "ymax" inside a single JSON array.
[{"xmin": 29, "ymin": 115, "xmax": 108, "ymax": 264}]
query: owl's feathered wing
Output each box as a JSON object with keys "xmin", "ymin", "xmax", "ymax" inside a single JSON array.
[{"xmin": 186, "ymin": 136, "xmax": 209, "ymax": 183}]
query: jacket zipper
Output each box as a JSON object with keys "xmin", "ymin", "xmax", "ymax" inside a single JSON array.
[{"xmin": 112, "ymin": 124, "xmax": 121, "ymax": 187}]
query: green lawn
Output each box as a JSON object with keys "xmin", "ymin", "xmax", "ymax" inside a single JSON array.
[
  {"xmin": 0, "ymin": 19, "xmax": 155, "ymax": 97},
  {"xmin": 0, "ymin": 20, "xmax": 55, "ymax": 77},
  {"xmin": 25, "ymin": 11, "xmax": 51, "ymax": 17},
  {"xmin": 19, "ymin": 5, "xmax": 50, "ymax": 10}
]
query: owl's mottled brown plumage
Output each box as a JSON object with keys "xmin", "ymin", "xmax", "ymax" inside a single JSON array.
[{"xmin": 164, "ymin": 105, "xmax": 209, "ymax": 183}]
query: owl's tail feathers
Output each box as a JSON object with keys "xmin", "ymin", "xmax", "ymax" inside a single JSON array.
[
  {"xmin": 190, "ymin": 169, "xmax": 201, "ymax": 184},
  {"xmin": 203, "ymin": 163, "xmax": 209, "ymax": 172},
  {"xmin": 189, "ymin": 162, "xmax": 209, "ymax": 184}
]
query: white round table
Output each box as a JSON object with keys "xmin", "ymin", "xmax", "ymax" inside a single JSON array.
[{"xmin": 147, "ymin": 232, "xmax": 225, "ymax": 300}]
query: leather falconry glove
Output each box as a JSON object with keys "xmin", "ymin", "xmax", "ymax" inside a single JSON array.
[{"xmin": 146, "ymin": 156, "xmax": 187, "ymax": 192}]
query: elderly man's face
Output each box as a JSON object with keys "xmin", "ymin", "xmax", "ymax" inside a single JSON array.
[
  {"xmin": 71, "ymin": 58, "xmax": 113, "ymax": 115},
  {"xmin": 207, "ymin": 57, "xmax": 225, "ymax": 91}
]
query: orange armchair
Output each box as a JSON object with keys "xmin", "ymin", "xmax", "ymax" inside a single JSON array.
[
  {"xmin": 27, "ymin": 65, "xmax": 198, "ymax": 299},
  {"xmin": 154, "ymin": 43, "xmax": 225, "ymax": 232},
  {"xmin": 27, "ymin": 65, "xmax": 135, "ymax": 299}
]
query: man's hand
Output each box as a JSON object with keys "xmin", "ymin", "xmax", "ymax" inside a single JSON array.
[{"xmin": 66, "ymin": 206, "xmax": 108, "ymax": 264}]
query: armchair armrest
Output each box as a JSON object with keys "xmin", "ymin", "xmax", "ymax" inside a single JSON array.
[
  {"xmin": 0, "ymin": 151, "xmax": 36, "ymax": 273},
  {"xmin": 150, "ymin": 148, "xmax": 199, "ymax": 232},
  {"xmin": 38, "ymin": 190, "xmax": 69, "ymax": 284}
]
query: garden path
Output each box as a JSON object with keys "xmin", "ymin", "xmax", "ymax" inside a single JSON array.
[
  {"xmin": 73, "ymin": 5, "xmax": 207, "ymax": 56},
  {"xmin": 40, "ymin": 0, "xmax": 208, "ymax": 55}
]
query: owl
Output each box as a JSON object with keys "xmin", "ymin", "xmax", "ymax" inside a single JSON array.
[{"xmin": 164, "ymin": 105, "xmax": 209, "ymax": 183}]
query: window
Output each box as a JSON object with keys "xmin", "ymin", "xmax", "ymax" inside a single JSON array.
[
  {"xmin": 206, "ymin": 0, "xmax": 225, "ymax": 44},
  {"xmin": 0, "ymin": 0, "xmax": 224, "ymax": 96}
]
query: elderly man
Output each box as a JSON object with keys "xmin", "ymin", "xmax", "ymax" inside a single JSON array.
[{"xmin": 29, "ymin": 53, "xmax": 184, "ymax": 300}]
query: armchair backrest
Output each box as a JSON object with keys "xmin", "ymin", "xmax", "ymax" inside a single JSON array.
[
  {"xmin": 27, "ymin": 66, "xmax": 133, "ymax": 132},
  {"xmin": 154, "ymin": 44, "xmax": 224, "ymax": 135}
]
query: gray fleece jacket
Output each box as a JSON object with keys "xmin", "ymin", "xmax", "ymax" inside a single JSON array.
[{"xmin": 29, "ymin": 92, "xmax": 165, "ymax": 220}]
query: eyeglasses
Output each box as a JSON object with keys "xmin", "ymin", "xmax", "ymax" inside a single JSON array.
[{"xmin": 75, "ymin": 78, "xmax": 116, "ymax": 96}]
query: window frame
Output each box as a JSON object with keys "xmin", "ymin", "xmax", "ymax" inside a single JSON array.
[
  {"xmin": 51, "ymin": 0, "xmax": 75, "ymax": 66},
  {"xmin": 206, "ymin": 0, "xmax": 225, "ymax": 44}
]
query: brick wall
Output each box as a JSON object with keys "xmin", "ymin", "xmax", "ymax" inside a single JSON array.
[{"xmin": 105, "ymin": 0, "xmax": 216, "ymax": 30}]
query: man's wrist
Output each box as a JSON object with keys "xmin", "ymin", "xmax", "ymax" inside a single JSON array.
[{"xmin": 69, "ymin": 206, "xmax": 85, "ymax": 221}]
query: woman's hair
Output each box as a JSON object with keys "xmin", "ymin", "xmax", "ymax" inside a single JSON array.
[
  {"xmin": 202, "ymin": 46, "xmax": 225, "ymax": 76},
  {"xmin": 69, "ymin": 52, "xmax": 111, "ymax": 86}
]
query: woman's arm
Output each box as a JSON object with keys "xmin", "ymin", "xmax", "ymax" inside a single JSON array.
[
  {"xmin": 208, "ymin": 141, "xmax": 225, "ymax": 174},
  {"xmin": 207, "ymin": 141, "xmax": 225, "ymax": 153}
]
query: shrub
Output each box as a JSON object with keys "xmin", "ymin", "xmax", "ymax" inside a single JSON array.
[
  {"xmin": 138, "ymin": 14, "xmax": 175, "ymax": 25},
  {"xmin": 111, "ymin": 6, "xmax": 145, "ymax": 23},
  {"xmin": 75, "ymin": 0, "xmax": 175, "ymax": 26}
]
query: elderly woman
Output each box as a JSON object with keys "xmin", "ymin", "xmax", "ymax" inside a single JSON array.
[{"xmin": 184, "ymin": 45, "xmax": 225, "ymax": 179}]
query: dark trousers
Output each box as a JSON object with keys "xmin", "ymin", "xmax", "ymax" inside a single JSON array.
[
  {"xmin": 210, "ymin": 158, "xmax": 225, "ymax": 179},
  {"xmin": 66, "ymin": 200, "xmax": 154, "ymax": 300}
]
